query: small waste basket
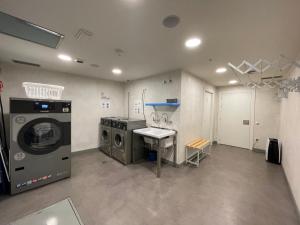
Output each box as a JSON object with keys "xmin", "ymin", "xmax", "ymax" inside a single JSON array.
[{"xmin": 266, "ymin": 138, "xmax": 281, "ymax": 165}]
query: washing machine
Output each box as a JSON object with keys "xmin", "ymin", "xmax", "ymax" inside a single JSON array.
[
  {"xmin": 9, "ymin": 98, "xmax": 71, "ymax": 195},
  {"xmin": 99, "ymin": 117, "xmax": 114, "ymax": 156},
  {"xmin": 111, "ymin": 118, "xmax": 146, "ymax": 164}
]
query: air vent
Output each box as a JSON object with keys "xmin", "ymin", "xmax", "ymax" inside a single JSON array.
[
  {"xmin": 90, "ymin": 64, "xmax": 99, "ymax": 68},
  {"xmin": 12, "ymin": 60, "xmax": 40, "ymax": 67},
  {"xmin": 74, "ymin": 28, "xmax": 93, "ymax": 40},
  {"xmin": 74, "ymin": 59, "xmax": 84, "ymax": 64},
  {"xmin": 0, "ymin": 11, "xmax": 64, "ymax": 49}
]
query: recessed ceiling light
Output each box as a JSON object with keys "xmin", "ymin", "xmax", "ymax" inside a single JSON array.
[
  {"xmin": 185, "ymin": 37, "xmax": 201, "ymax": 48},
  {"xmin": 112, "ymin": 68, "xmax": 122, "ymax": 75},
  {"xmin": 229, "ymin": 80, "xmax": 238, "ymax": 84},
  {"xmin": 58, "ymin": 54, "xmax": 72, "ymax": 61},
  {"xmin": 216, "ymin": 67, "xmax": 227, "ymax": 74}
]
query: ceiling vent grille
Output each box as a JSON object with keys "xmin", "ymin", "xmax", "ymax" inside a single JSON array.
[
  {"xmin": 74, "ymin": 28, "xmax": 93, "ymax": 40},
  {"xmin": 12, "ymin": 59, "xmax": 40, "ymax": 67}
]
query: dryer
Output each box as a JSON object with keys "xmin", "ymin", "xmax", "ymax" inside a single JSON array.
[{"xmin": 9, "ymin": 98, "xmax": 71, "ymax": 194}]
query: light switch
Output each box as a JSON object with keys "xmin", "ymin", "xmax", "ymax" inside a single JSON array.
[{"xmin": 243, "ymin": 120, "xmax": 250, "ymax": 125}]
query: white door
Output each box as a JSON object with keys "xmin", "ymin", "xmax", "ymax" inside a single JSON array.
[
  {"xmin": 218, "ymin": 91, "xmax": 252, "ymax": 149},
  {"xmin": 202, "ymin": 91, "xmax": 213, "ymax": 141}
]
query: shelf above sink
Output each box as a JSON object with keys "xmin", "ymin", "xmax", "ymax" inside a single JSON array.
[{"xmin": 145, "ymin": 102, "xmax": 180, "ymax": 107}]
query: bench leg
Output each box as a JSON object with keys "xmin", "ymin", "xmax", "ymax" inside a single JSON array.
[
  {"xmin": 185, "ymin": 148, "xmax": 188, "ymax": 165},
  {"xmin": 208, "ymin": 143, "xmax": 212, "ymax": 155}
]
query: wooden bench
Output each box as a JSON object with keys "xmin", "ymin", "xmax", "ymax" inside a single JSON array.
[{"xmin": 185, "ymin": 138, "xmax": 211, "ymax": 167}]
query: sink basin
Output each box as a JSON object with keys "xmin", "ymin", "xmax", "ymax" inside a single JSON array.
[{"xmin": 133, "ymin": 127, "xmax": 175, "ymax": 139}]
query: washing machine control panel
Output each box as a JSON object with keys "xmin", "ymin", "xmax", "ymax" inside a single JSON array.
[
  {"xmin": 34, "ymin": 102, "xmax": 55, "ymax": 111},
  {"xmin": 101, "ymin": 118, "xmax": 112, "ymax": 126},
  {"xmin": 111, "ymin": 121, "xmax": 127, "ymax": 130},
  {"xmin": 10, "ymin": 99, "xmax": 71, "ymax": 113}
]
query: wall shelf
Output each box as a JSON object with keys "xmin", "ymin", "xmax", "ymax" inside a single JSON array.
[{"xmin": 145, "ymin": 102, "xmax": 180, "ymax": 107}]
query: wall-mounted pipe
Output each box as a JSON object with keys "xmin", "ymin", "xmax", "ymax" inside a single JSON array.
[{"xmin": 127, "ymin": 91, "xmax": 130, "ymax": 119}]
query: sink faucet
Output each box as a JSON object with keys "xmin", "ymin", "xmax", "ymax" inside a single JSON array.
[
  {"xmin": 150, "ymin": 112, "xmax": 160, "ymax": 124},
  {"xmin": 162, "ymin": 113, "xmax": 172, "ymax": 124}
]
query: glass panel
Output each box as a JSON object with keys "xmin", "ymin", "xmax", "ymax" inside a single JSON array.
[
  {"xmin": 23, "ymin": 122, "xmax": 61, "ymax": 151},
  {"xmin": 102, "ymin": 130, "xmax": 108, "ymax": 141},
  {"xmin": 114, "ymin": 134, "xmax": 122, "ymax": 147}
]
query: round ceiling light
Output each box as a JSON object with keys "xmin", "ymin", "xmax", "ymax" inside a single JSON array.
[
  {"xmin": 229, "ymin": 80, "xmax": 238, "ymax": 84},
  {"xmin": 58, "ymin": 54, "xmax": 72, "ymax": 61},
  {"xmin": 162, "ymin": 15, "xmax": 180, "ymax": 28},
  {"xmin": 216, "ymin": 67, "xmax": 227, "ymax": 74},
  {"xmin": 185, "ymin": 37, "xmax": 202, "ymax": 48},
  {"xmin": 112, "ymin": 68, "xmax": 122, "ymax": 75}
]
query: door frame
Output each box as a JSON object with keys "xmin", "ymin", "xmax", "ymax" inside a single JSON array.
[
  {"xmin": 202, "ymin": 90, "xmax": 214, "ymax": 142},
  {"xmin": 217, "ymin": 88, "xmax": 255, "ymax": 150}
]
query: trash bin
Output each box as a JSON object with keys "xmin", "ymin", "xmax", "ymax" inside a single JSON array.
[
  {"xmin": 148, "ymin": 150, "xmax": 157, "ymax": 161},
  {"xmin": 266, "ymin": 138, "xmax": 281, "ymax": 165}
]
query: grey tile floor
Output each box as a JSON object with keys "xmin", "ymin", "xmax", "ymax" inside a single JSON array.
[{"xmin": 0, "ymin": 145, "xmax": 299, "ymax": 225}]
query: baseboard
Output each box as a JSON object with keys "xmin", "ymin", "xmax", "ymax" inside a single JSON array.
[
  {"xmin": 161, "ymin": 158, "xmax": 180, "ymax": 167},
  {"xmin": 71, "ymin": 148, "xmax": 100, "ymax": 156},
  {"xmin": 282, "ymin": 165, "xmax": 300, "ymax": 220},
  {"xmin": 252, "ymin": 148, "xmax": 265, "ymax": 153}
]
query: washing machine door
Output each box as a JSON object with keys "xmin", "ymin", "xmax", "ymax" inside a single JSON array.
[
  {"xmin": 101, "ymin": 128, "xmax": 110, "ymax": 144},
  {"xmin": 17, "ymin": 118, "xmax": 70, "ymax": 155},
  {"xmin": 114, "ymin": 132, "xmax": 124, "ymax": 149}
]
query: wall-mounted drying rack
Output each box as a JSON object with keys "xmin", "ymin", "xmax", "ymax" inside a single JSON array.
[{"xmin": 145, "ymin": 102, "xmax": 180, "ymax": 107}]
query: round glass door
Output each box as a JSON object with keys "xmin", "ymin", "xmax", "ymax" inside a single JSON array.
[
  {"xmin": 114, "ymin": 134, "xmax": 123, "ymax": 148},
  {"xmin": 102, "ymin": 130, "xmax": 108, "ymax": 142},
  {"xmin": 18, "ymin": 118, "xmax": 63, "ymax": 155}
]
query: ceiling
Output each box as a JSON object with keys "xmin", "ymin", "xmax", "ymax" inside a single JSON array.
[{"xmin": 0, "ymin": 0, "xmax": 300, "ymax": 86}]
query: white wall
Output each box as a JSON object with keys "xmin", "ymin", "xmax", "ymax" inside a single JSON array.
[
  {"xmin": 124, "ymin": 70, "xmax": 217, "ymax": 164},
  {"xmin": 180, "ymin": 71, "xmax": 217, "ymax": 163},
  {"xmin": 216, "ymin": 86, "xmax": 280, "ymax": 150},
  {"xmin": 124, "ymin": 70, "xmax": 182, "ymax": 162},
  {"xmin": 280, "ymin": 66, "xmax": 300, "ymax": 213},
  {"xmin": 254, "ymin": 87, "xmax": 280, "ymax": 149},
  {"xmin": 0, "ymin": 62, "xmax": 125, "ymax": 152}
]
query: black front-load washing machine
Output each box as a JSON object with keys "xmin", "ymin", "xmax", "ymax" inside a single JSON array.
[{"xmin": 9, "ymin": 98, "xmax": 71, "ymax": 194}]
